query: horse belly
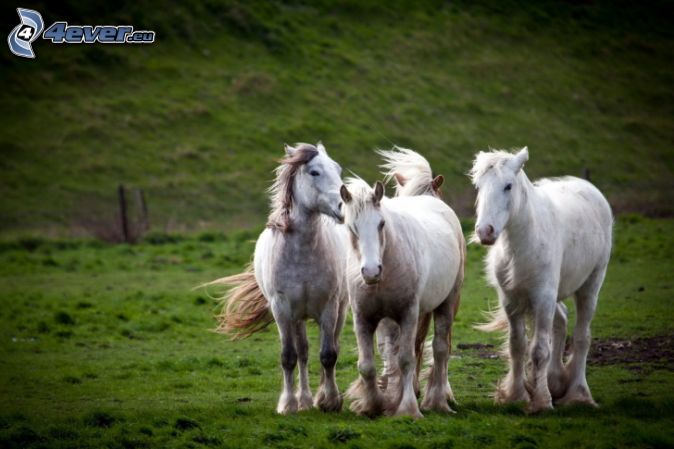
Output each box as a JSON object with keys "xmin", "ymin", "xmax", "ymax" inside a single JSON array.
[
  {"xmin": 417, "ymin": 244, "xmax": 460, "ymax": 314},
  {"xmin": 557, "ymin": 244, "xmax": 604, "ymax": 299}
]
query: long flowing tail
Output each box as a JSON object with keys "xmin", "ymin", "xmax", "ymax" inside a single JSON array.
[
  {"xmin": 474, "ymin": 303, "xmax": 509, "ymax": 333},
  {"xmin": 202, "ymin": 265, "xmax": 273, "ymax": 340},
  {"xmin": 377, "ymin": 146, "xmax": 440, "ymax": 197}
]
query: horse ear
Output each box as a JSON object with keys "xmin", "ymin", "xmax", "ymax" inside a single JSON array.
[
  {"xmin": 373, "ymin": 181, "xmax": 385, "ymax": 205},
  {"xmin": 432, "ymin": 174, "xmax": 444, "ymax": 190},
  {"xmin": 340, "ymin": 185, "xmax": 352, "ymax": 203},
  {"xmin": 394, "ymin": 172, "xmax": 407, "ymax": 187},
  {"xmin": 510, "ymin": 146, "xmax": 529, "ymax": 172},
  {"xmin": 316, "ymin": 141, "xmax": 326, "ymax": 153},
  {"xmin": 284, "ymin": 144, "xmax": 296, "ymax": 156}
]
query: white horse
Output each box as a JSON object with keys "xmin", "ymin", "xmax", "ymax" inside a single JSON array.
[
  {"xmin": 208, "ymin": 143, "xmax": 348, "ymax": 414},
  {"xmin": 470, "ymin": 147, "xmax": 612, "ymax": 412},
  {"xmin": 341, "ymin": 176, "xmax": 465, "ymax": 418},
  {"xmin": 374, "ymin": 147, "xmax": 458, "ymax": 398}
]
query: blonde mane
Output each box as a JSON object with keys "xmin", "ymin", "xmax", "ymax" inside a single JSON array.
[
  {"xmin": 377, "ymin": 146, "xmax": 434, "ymax": 196},
  {"xmin": 342, "ymin": 177, "xmax": 376, "ymax": 226}
]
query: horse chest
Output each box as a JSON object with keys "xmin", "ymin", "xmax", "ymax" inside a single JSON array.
[{"xmin": 271, "ymin": 242, "xmax": 338, "ymax": 314}]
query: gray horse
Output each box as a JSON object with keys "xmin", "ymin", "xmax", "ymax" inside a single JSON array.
[{"xmin": 208, "ymin": 143, "xmax": 348, "ymax": 414}]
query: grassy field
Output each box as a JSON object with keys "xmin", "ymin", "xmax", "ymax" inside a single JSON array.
[
  {"xmin": 0, "ymin": 215, "xmax": 672, "ymax": 448},
  {"xmin": 0, "ymin": 1, "xmax": 672, "ymax": 235}
]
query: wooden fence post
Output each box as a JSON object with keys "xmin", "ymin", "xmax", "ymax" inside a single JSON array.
[{"xmin": 118, "ymin": 184, "xmax": 130, "ymax": 243}]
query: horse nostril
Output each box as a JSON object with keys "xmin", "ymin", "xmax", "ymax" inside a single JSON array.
[
  {"xmin": 487, "ymin": 224, "xmax": 494, "ymax": 236},
  {"xmin": 377, "ymin": 265, "xmax": 382, "ymax": 276},
  {"xmin": 338, "ymin": 202, "xmax": 343, "ymax": 211}
]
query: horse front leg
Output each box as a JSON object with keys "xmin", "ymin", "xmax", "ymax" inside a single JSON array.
[
  {"xmin": 526, "ymin": 294, "xmax": 556, "ymax": 413},
  {"xmin": 394, "ymin": 307, "xmax": 422, "ymax": 418},
  {"xmin": 376, "ymin": 318, "xmax": 400, "ymax": 393},
  {"xmin": 272, "ymin": 302, "xmax": 298, "ymax": 414},
  {"xmin": 421, "ymin": 295, "xmax": 456, "ymax": 413},
  {"xmin": 496, "ymin": 301, "xmax": 529, "ymax": 405},
  {"xmin": 294, "ymin": 321, "xmax": 313, "ymax": 411},
  {"xmin": 548, "ymin": 302, "xmax": 569, "ymax": 400},
  {"xmin": 348, "ymin": 314, "xmax": 386, "ymax": 417},
  {"xmin": 314, "ymin": 300, "xmax": 344, "ymax": 412}
]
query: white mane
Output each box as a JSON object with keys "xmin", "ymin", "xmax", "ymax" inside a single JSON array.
[
  {"xmin": 469, "ymin": 149, "xmax": 518, "ymax": 185},
  {"xmin": 342, "ymin": 177, "xmax": 374, "ymax": 225},
  {"xmin": 377, "ymin": 146, "xmax": 434, "ymax": 196}
]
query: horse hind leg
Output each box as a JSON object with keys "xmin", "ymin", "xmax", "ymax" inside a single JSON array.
[
  {"xmin": 414, "ymin": 312, "xmax": 432, "ymax": 398},
  {"xmin": 548, "ymin": 302, "xmax": 569, "ymax": 400},
  {"xmin": 558, "ymin": 266, "xmax": 606, "ymax": 407},
  {"xmin": 376, "ymin": 318, "xmax": 400, "ymax": 394},
  {"xmin": 420, "ymin": 294, "xmax": 456, "ymax": 413},
  {"xmin": 294, "ymin": 321, "xmax": 313, "ymax": 411}
]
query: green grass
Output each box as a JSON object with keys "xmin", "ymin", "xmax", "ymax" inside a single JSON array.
[
  {"xmin": 0, "ymin": 1, "xmax": 672, "ymax": 235},
  {"xmin": 0, "ymin": 216, "xmax": 672, "ymax": 448}
]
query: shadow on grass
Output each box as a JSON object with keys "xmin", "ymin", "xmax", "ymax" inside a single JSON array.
[{"xmin": 450, "ymin": 396, "xmax": 674, "ymax": 420}]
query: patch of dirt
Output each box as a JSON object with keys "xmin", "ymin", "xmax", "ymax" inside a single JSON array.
[
  {"xmin": 456, "ymin": 342, "xmax": 499, "ymax": 359},
  {"xmin": 455, "ymin": 335, "xmax": 674, "ymax": 370},
  {"xmin": 588, "ymin": 335, "xmax": 674, "ymax": 371}
]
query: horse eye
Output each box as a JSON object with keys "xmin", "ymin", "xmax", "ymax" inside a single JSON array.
[
  {"xmin": 378, "ymin": 220, "xmax": 385, "ymax": 231},
  {"xmin": 504, "ymin": 183, "xmax": 512, "ymax": 192},
  {"xmin": 310, "ymin": 170, "xmax": 320, "ymax": 177}
]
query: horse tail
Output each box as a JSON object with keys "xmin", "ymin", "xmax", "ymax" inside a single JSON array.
[
  {"xmin": 204, "ymin": 264, "xmax": 273, "ymax": 340},
  {"xmin": 377, "ymin": 146, "xmax": 437, "ymax": 197},
  {"xmin": 474, "ymin": 303, "xmax": 509, "ymax": 333}
]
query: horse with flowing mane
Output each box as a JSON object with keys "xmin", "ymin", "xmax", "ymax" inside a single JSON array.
[
  {"xmin": 373, "ymin": 147, "xmax": 461, "ymax": 402},
  {"xmin": 206, "ymin": 142, "xmax": 348, "ymax": 414},
  {"xmin": 341, "ymin": 168, "xmax": 465, "ymax": 418},
  {"xmin": 470, "ymin": 147, "xmax": 612, "ymax": 412}
]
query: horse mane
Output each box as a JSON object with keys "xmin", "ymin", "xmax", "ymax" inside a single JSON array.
[
  {"xmin": 342, "ymin": 177, "xmax": 376, "ymax": 226},
  {"xmin": 377, "ymin": 146, "xmax": 435, "ymax": 196},
  {"xmin": 468, "ymin": 150, "xmax": 518, "ymax": 185},
  {"xmin": 267, "ymin": 143, "xmax": 319, "ymax": 233}
]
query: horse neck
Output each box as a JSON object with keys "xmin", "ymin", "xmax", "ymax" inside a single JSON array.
[
  {"xmin": 380, "ymin": 205, "xmax": 408, "ymax": 266},
  {"xmin": 501, "ymin": 173, "xmax": 540, "ymax": 250},
  {"xmin": 287, "ymin": 202, "xmax": 323, "ymax": 242}
]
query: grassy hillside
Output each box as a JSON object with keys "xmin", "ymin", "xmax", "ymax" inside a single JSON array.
[{"xmin": 1, "ymin": 1, "xmax": 673, "ymax": 236}]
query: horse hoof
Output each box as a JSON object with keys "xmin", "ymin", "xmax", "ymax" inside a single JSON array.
[
  {"xmin": 495, "ymin": 389, "xmax": 530, "ymax": 405},
  {"xmin": 556, "ymin": 386, "xmax": 597, "ymax": 407},
  {"xmin": 297, "ymin": 392, "xmax": 313, "ymax": 411},
  {"xmin": 349, "ymin": 397, "xmax": 385, "ymax": 418},
  {"xmin": 526, "ymin": 400, "xmax": 554, "ymax": 414},
  {"xmin": 315, "ymin": 390, "xmax": 343, "ymax": 412},
  {"xmin": 277, "ymin": 395, "xmax": 299, "ymax": 415},
  {"xmin": 394, "ymin": 407, "xmax": 424, "ymax": 419},
  {"xmin": 420, "ymin": 399, "xmax": 455, "ymax": 414}
]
